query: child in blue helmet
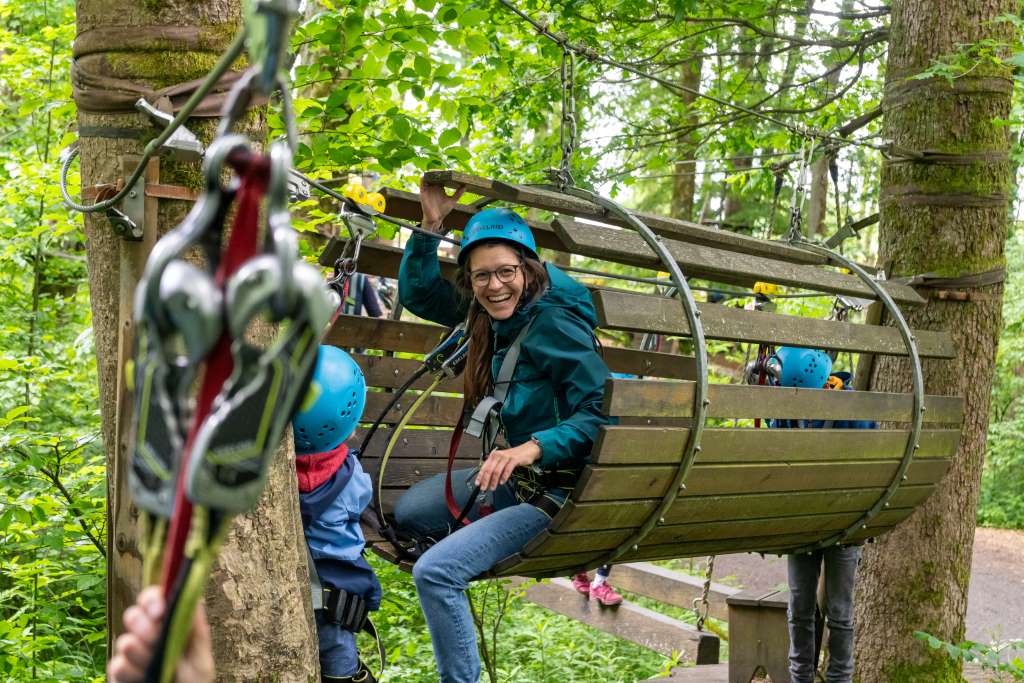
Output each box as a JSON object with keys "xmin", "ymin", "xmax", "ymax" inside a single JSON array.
[
  {"xmin": 768, "ymin": 347, "xmax": 875, "ymax": 683},
  {"xmin": 292, "ymin": 345, "xmax": 381, "ymax": 683}
]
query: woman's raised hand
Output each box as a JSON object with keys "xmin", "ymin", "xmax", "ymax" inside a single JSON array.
[
  {"xmin": 419, "ymin": 175, "xmax": 466, "ymax": 232},
  {"xmin": 475, "ymin": 440, "xmax": 542, "ymax": 492}
]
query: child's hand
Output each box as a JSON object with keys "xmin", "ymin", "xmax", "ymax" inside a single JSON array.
[{"xmin": 108, "ymin": 586, "xmax": 214, "ymax": 683}]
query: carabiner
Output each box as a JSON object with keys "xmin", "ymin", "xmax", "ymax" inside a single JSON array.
[{"xmin": 267, "ymin": 142, "xmax": 298, "ymax": 315}]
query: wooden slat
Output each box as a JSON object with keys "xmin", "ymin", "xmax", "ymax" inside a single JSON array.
[
  {"xmin": 593, "ymin": 427, "xmax": 962, "ymax": 464},
  {"xmin": 604, "ymin": 379, "xmax": 965, "ymax": 424},
  {"xmin": 378, "ymin": 186, "xmax": 569, "ymax": 252},
  {"xmin": 354, "ymin": 354, "xmax": 462, "ymax": 392},
  {"xmin": 363, "ymin": 392, "xmax": 462, "ymax": 426},
  {"xmin": 320, "ymin": 239, "xmax": 459, "ymax": 281},
  {"xmin": 594, "ymin": 289, "xmax": 955, "ymax": 358},
  {"xmin": 423, "ymin": 170, "xmax": 827, "ymax": 265},
  {"xmin": 574, "ymin": 458, "xmax": 950, "ymax": 502},
  {"xmin": 504, "ymin": 577, "xmax": 720, "ymax": 663},
  {"xmin": 554, "ymin": 216, "xmax": 924, "ymax": 305},
  {"xmin": 611, "ymin": 563, "xmax": 738, "ymax": 623},
  {"xmin": 361, "ymin": 457, "xmax": 478, "ymax": 487},
  {"xmin": 353, "ymin": 427, "xmax": 477, "ymax": 461},
  {"xmin": 523, "ymin": 508, "xmax": 911, "ymax": 556},
  {"xmin": 494, "ymin": 526, "xmax": 884, "ymax": 575},
  {"xmin": 601, "ymin": 346, "xmax": 697, "ymax": 380},
  {"xmin": 325, "ymin": 314, "xmax": 448, "ymax": 354},
  {"xmin": 550, "ymin": 485, "xmax": 935, "ymax": 532}
]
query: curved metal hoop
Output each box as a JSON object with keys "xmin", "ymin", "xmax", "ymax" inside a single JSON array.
[
  {"xmin": 786, "ymin": 238, "xmax": 926, "ymax": 554},
  {"xmin": 559, "ymin": 186, "xmax": 710, "ymax": 566}
]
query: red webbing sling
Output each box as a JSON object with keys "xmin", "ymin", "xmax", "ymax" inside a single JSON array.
[{"xmin": 160, "ymin": 157, "xmax": 270, "ymax": 592}]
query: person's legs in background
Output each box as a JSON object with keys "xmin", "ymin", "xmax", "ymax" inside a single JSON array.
[
  {"xmin": 822, "ymin": 545, "xmax": 860, "ymax": 683},
  {"xmin": 787, "ymin": 551, "xmax": 823, "ymax": 683}
]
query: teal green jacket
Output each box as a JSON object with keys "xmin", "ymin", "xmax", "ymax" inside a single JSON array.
[{"xmin": 398, "ymin": 232, "xmax": 613, "ymax": 471}]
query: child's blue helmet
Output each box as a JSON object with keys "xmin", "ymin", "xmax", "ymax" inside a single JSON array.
[
  {"xmin": 292, "ymin": 346, "xmax": 366, "ymax": 455},
  {"xmin": 458, "ymin": 208, "xmax": 538, "ymax": 265},
  {"xmin": 769, "ymin": 347, "xmax": 833, "ymax": 389}
]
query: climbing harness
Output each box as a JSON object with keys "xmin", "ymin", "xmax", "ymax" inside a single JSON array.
[{"xmin": 306, "ymin": 544, "xmax": 386, "ymax": 677}]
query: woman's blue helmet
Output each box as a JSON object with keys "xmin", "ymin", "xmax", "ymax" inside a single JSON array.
[
  {"xmin": 292, "ymin": 346, "xmax": 367, "ymax": 455},
  {"xmin": 769, "ymin": 347, "xmax": 833, "ymax": 389},
  {"xmin": 458, "ymin": 208, "xmax": 538, "ymax": 265}
]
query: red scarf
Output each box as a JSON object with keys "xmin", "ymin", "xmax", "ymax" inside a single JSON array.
[{"xmin": 295, "ymin": 442, "xmax": 350, "ymax": 492}]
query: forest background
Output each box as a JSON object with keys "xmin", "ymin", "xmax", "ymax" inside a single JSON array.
[{"xmin": 0, "ymin": 0, "xmax": 1022, "ymax": 680}]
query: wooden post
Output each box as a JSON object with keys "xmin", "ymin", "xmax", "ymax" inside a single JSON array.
[{"xmin": 107, "ymin": 157, "xmax": 159, "ymax": 646}]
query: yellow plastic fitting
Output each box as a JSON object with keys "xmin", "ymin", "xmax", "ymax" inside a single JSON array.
[{"xmin": 365, "ymin": 191, "xmax": 386, "ymax": 213}]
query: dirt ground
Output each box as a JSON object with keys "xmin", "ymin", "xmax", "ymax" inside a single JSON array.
[{"xmin": 703, "ymin": 526, "xmax": 1024, "ymax": 655}]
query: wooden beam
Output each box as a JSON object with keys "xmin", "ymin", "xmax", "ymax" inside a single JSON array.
[
  {"xmin": 523, "ymin": 508, "xmax": 912, "ymax": 556},
  {"xmin": 324, "ymin": 314, "xmax": 449, "ymax": 354},
  {"xmin": 496, "ymin": 526, "xmax": 882, "ymax": 576},
  {"xmin": 574, "ymin": 458, "xmax": 950, "ymax": 502},
  {"xmin": 378, "ymin": 186, "xmax": 569, "ymax": 252},
  {"xmin": 594, "ymin": 289, "xmax": 955, "ymax": 358},
  {"xmin": 504, "ymin": 577, "xmax": 720, "ymax": 663},
  {"xmin": 423, "ymin": 170, "xmax": 826, "ymax": 265},
  {"xmin": 549, "ymin": 485, "xmax": 936, "ymax": 532},
  {"xmin": 594, "ymin": 427, "xmax": 961, "ymax": 464},
  {"xmin": 603, "ymin": 379, "xmax": 965, "ymax": 423},
  {"xmin": 554, "ymin": 216, "xmax": 924, "ymax": 304}
]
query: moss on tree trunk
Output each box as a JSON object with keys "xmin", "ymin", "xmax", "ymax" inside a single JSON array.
[{"xmin": 854, "ymin": 1, "xmax": 1014, "ymax": 681}]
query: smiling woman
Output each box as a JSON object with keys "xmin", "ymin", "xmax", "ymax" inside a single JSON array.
[{"xmin": 392, "ymin": 177, "xmax": 613, "ymax": 683}]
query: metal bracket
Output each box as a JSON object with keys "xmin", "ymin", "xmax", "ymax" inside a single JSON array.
[
  {"xmin": 135, "ymin": 98, "xmax": 205, "ymax": 162},
  {"xmin": 107, "ymin": 170, "xmax": 146, "ymax": 240}
]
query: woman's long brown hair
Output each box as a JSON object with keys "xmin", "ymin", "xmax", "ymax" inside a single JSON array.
[{"xmin": 455, "ymin": 242, "xmax": 549, "ymax": 407}]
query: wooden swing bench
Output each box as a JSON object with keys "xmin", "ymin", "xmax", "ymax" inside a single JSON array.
[{"xmin": 318, "ymin": 170, "xmax": 963, "ymax": 580}]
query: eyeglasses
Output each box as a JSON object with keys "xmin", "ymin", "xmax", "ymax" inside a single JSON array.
[{"xmin": 469, "ymin": 264, "xmax": 521, "ymax": 288}]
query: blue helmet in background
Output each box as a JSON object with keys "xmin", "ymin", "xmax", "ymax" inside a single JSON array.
[
  {"xmin": 459, "ymin": 208, "xmax": 538, "ymax": 265},
  {"xmin": 292, "ymin": 346, "xmax": 367, "ymax": 455},
  {"xmin": 769, "ymin": 347, "xmax": 833, "ymax": 389}
]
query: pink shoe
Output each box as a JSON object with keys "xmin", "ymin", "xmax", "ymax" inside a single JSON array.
[
  {"xmin": 590, "ymin": 582, "xmax": 623, "ymax": 606},
  {"xmin": 571, "ymin": 572, "xmax": 591, "ymax": 595}
]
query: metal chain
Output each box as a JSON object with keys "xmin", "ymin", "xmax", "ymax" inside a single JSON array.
[
  {"xmin": 693, "ymin": 555, "xmax": 715, "ymax": 631},
  {"xmin": 557, "ymin": 45, "xmax": 577, "ymax": 188},
  {"xmin": 786, "ymin": 139, "xmax": 816, "ymax": 243}
]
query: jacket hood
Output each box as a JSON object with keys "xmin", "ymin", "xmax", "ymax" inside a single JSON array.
[{"xmin": 492, "ymin": 263, "xmax": 598, "ymax": 337}]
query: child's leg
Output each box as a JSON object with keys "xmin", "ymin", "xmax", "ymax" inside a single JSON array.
[
  {"xmin": 316, "ymin": 612, "xmax": 359, "ymax": 679},
  {"xmin": 591, "ymin": 564, "xmax": 612, "ymax": 588},
  {"xmin": 822, "ymin": 545, "xmax": 860, "ymax": 683}
]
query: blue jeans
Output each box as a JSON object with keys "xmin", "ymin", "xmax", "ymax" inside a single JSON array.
[
  {"xmin": 787, "ymin": 545, "xmax": 861, "ymax": 683},
  {"xmin": 315, "ymin": 611, "xmax": 358, "ymax": 678},
  {"xmin": 394, "ymin": 469, "xmax": 553, "ymax": 683}
]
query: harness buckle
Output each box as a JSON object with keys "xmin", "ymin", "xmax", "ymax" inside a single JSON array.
[{"xmin": 465, "ymin": 397, "xmax": 501, "ymax": 440}]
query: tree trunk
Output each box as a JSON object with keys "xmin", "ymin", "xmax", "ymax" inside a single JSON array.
[
  {"xmin": 74, "ymin": 1, "xmax": 318, "ymax": 678},
  {"xmin": 807, "ymin": 0, "xmax": 855, "ymax": 236},
  {"xmin": 854, "ymin": 1, "xmax": 1014, "ymax": 681},
  {"xmin": 671, "ymin": 56, "xmax": 702, "ymax": 221}
]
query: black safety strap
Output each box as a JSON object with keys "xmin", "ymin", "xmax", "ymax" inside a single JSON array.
[
  {"xmin": 465, "ymin": 319, "xmax": 534, "ymax": 451},
  {"xmin": 306, "ymin": 544, "xmax": 387, "ymax": 673}
]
